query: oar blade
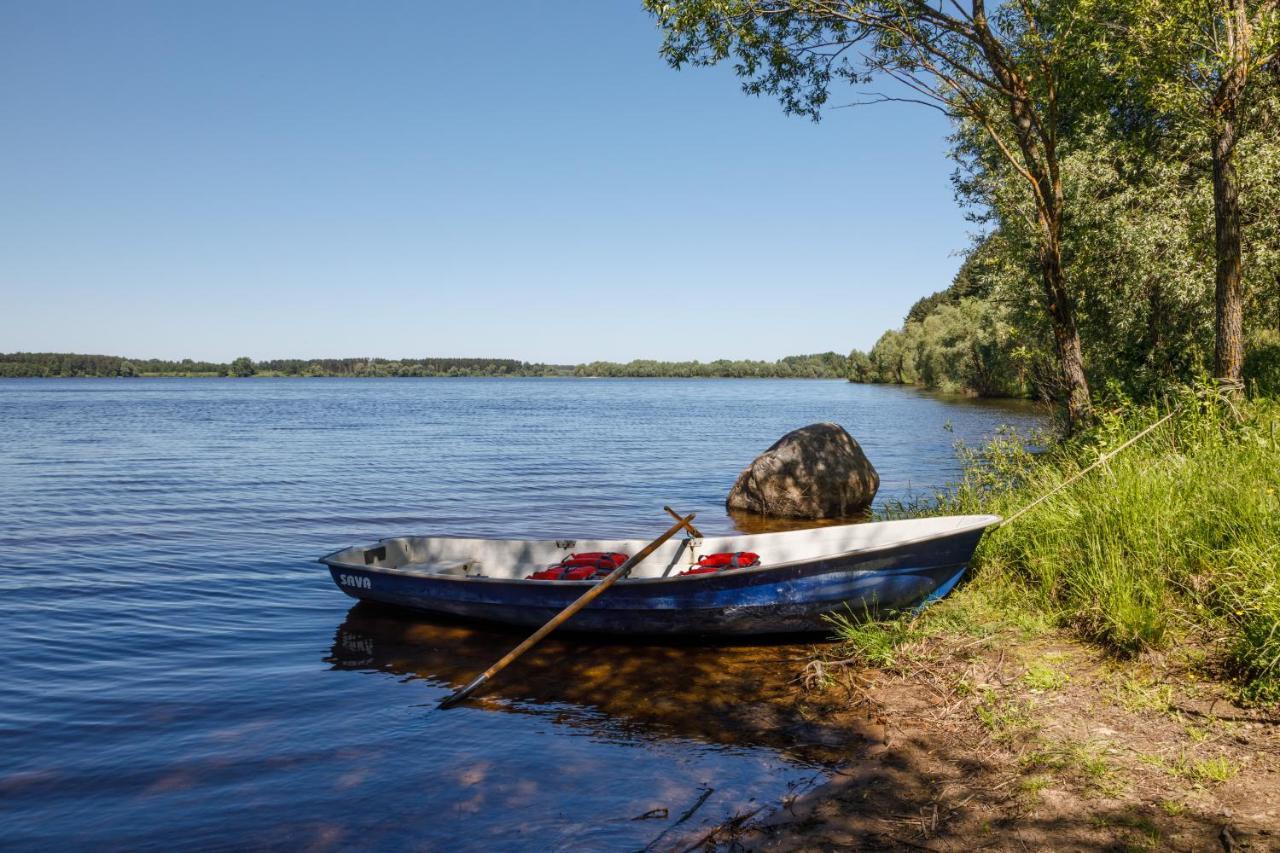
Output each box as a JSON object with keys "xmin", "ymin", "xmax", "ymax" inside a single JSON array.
[{"xmin": 439, "ymin": 673, "xmax": 489, "ymax": 709}]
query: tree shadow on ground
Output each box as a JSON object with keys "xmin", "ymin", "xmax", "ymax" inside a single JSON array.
[
  {"xmin": 734, "ymin": 723, "xmax": 1257, "ymax": 851},
  {"xmin": 326, "ymin": 604, "xmax": 1274, "ymax": 852}
]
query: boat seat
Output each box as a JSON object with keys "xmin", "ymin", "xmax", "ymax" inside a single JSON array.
[{"xmin": 400, "ymin": 560, "xmax": 483, "ymax": 578}]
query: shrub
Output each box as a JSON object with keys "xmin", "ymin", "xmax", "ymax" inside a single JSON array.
[{"xmin": 1244, "ymin": 330, "xmax": 1280, "ymax": 398}]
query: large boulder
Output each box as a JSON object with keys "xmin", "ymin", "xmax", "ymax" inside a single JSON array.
[{"xmin": 726, "ymin": 422, "xmax": 879, "ymax": 519}]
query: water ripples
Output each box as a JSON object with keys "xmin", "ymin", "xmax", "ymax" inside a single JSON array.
[{"xmin": 0, "ymin": 378, "xmax": 1044, "ymax": 851}]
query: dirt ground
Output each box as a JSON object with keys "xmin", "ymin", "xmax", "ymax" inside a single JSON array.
[{"xmin": 678, "ymin": 630, "xmax": 1280, "ymax": 852}]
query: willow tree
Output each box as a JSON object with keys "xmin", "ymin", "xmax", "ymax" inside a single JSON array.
[{"xmin": 647, "ymin": 0, "xmax": 1099, "ymax": 429}]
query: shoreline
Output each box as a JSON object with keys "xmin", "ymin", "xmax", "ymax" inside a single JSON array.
[
  {"xmin": 692, "ymin": 627, "xmax": 1279, "ymax": 851},
  {"xmin": 0, "ymin": 375, "xmax": 1045, "ymax": 403},
  {"xmin": 0, "ymin": 373, "xmax": 856, "ymax": 380},
  {"xmin": 0, "ymin": 351, "xmax": 857, "ymax": 382},
  {"xmin": 708, "ymin": 395, "xmax": 1280, "ymax": 850}
]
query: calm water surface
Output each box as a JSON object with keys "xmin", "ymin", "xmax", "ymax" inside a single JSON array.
[{"xmin": 0, "ymin": 378, "xmax": 1045, "ymax": 851}]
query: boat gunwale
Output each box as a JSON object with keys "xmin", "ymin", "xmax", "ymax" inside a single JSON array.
[{"xmin": 318, "ymin": 513, "xmax": 1002, "ymax": 586}]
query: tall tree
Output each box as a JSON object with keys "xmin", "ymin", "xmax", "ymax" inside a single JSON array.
[
  {"xmin": 646, "ymin": 0, "xmax": 1100, "ymax": 430},
  {"xmin": 229, "ymin": 356, "xmax": 256, "ymax": 377},
  {"xmin": 1113, "ymin": 0, "xmax": 1279, "ymax": 390}
]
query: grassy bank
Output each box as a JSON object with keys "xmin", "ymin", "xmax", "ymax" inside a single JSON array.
[
  {"xmin": 841, "ymin": 387, "xmax": 1280, "ymax": 703},
  {"xmin": 768, "ymin": 390, "xmax": 1280, "ymax": 848}
]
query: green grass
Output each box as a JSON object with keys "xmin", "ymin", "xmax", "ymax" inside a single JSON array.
[
  {"xmin": 1023, "ymin": 662, "xmax": 1071, "ymax": 690},
  {"xmin": 1111, "ymin": 676, "xmax": 1174, "ymax": 714},
  {"xmin": 1021, "ymin": 740, "xmax": 1123, "ymax": 796},
  {"xmin": 1018, "ymin": 774, "xmax": 1052, "ymax": 802},
  {"xmin": 1143, "ymin": 751, "xmax": 1239, "ymax": 785},
  {"xmin": 1179, "ymin": 755, "xmax": 1238, "ymax": 784},
  {"xmin": 824, "ymin": 605, "xmax": 922, "ymax": 669},
  {"xmin": 824, "ymin": 388, "xmax": 1280, "ymax": 703},
  {"xmin": 976, "ymin": 690, "xmax": 1039, "ymax": 745},
  {"xmin": 929, "ymin": 388, "xmax": 1280, "ymax": 703}
]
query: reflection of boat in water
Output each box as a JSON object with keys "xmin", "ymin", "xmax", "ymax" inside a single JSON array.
[
  {"xmin": 327, "ymin": 604, "xmax": 874, "ymax": 762},
  {"xmin": 320, "ymin": 515, "xmax": 1001, "ymax": 635}
]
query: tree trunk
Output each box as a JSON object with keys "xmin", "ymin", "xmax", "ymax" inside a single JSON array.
[
  {"xmin": 1039, "ymin": 236, "xmax": 1092, "ymax": 431},
  {"xmin": 968, "ymin": 2, "xmax": 1092, "ymax": 429},
  {"xmin": 1211, "ymin": 116, "xmax": 1245, "ymax": 391}
]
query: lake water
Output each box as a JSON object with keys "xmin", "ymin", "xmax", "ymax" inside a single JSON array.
[{"xmin": 0, "ymin": 378, "xmax": 1045, "ymax": 850}]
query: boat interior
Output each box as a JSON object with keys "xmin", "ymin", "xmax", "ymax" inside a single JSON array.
[{"xmin": 323, "ymin": 514, "xmax": 1001, "ymax": 581}]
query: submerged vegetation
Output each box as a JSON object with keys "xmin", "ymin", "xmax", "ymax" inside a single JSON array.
[{"xmin": 836, "ymin": 388, "xmax": 1280, "ymax": 703}]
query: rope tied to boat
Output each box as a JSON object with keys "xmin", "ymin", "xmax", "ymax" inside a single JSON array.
[
  {"xmin": 1000, "ymin": 378, "xmax": 1254, "ymax": 528},
  {"xmin": 999, "ymin": 406, "xmax": 1180, "ymax": 529}
]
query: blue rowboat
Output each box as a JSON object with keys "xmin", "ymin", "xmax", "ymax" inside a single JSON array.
[{"xmin": 319, "ymin": 514, "xmax": 1001, "ymax": 636}]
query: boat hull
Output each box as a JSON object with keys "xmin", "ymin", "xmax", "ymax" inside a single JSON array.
[{"xmin": 323, "ymin": 526, "xmax": 986, "ymax": 636}]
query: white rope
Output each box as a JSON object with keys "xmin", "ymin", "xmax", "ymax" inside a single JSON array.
[{"xmin": 999, "ymin": 406, "xmax": 1181, "ymax": 528}]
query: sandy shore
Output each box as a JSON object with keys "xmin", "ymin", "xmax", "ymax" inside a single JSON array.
[{"xmin": 672, "ymin": 629, "xmax": 1280, "ymax": 851}]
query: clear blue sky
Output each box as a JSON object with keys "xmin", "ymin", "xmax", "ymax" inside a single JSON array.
[{"xmin": 1, "ymin": 1, "xmax": 970, "ymax": 364}]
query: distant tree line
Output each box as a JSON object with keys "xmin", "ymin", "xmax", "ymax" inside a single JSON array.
[
  {"xmin": 572, "ymin": 352, "xmax": 851, "ymax": 378},
  {"xmin": 0, "ymin": 353, "xmax": 229, "ymax": 378},
  {"xmin": 0, "ymin": 351, "xmax": 855, "ymax": 379},
  {"xmin": 0, "ymin": 353, "xmax": 575, "ymax": 378},
  {"xmin": 249, "ymin": 357, "xmax": 575, "ymax": 378}
]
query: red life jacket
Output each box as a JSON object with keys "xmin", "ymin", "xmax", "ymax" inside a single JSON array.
[
  {"xmin": 680, "ymin": 551, "xmax": 761, "ymax": 576},
  {"xmin": 526, "ymin": 552, "xmax": 629, "ymax": 581}
]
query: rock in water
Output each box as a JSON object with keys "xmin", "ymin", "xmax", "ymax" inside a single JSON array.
[{"xmin": 726, "ymin": 422, "xmax": 879, "ymax": 519}]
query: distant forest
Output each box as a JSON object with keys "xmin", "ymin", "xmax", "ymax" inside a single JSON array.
[{"xmin": 0, "ymin": 351, "xmax": 853, "ymax": 379}]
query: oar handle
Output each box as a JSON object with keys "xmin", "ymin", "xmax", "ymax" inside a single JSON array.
[
  {"xmin": 438, "ymin": 512, "xmax": 698, "ymax": 709},
  {"xmin": 664, "ymin": 505, "xmax": 703, "ymax": 539}
]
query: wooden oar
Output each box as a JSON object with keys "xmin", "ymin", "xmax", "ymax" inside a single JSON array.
[
  {"xmin": 663, "ymin": 505, "xmax": 704, "ymax": 539},
  {"xmin": 437, "ymin": 512, "xmax": 697, "ymax": 709}
]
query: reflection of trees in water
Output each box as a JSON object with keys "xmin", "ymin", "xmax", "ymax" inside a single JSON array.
[{"xmin": 326, "ymin": 604, "xmax": 875, "ymax": 765}]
